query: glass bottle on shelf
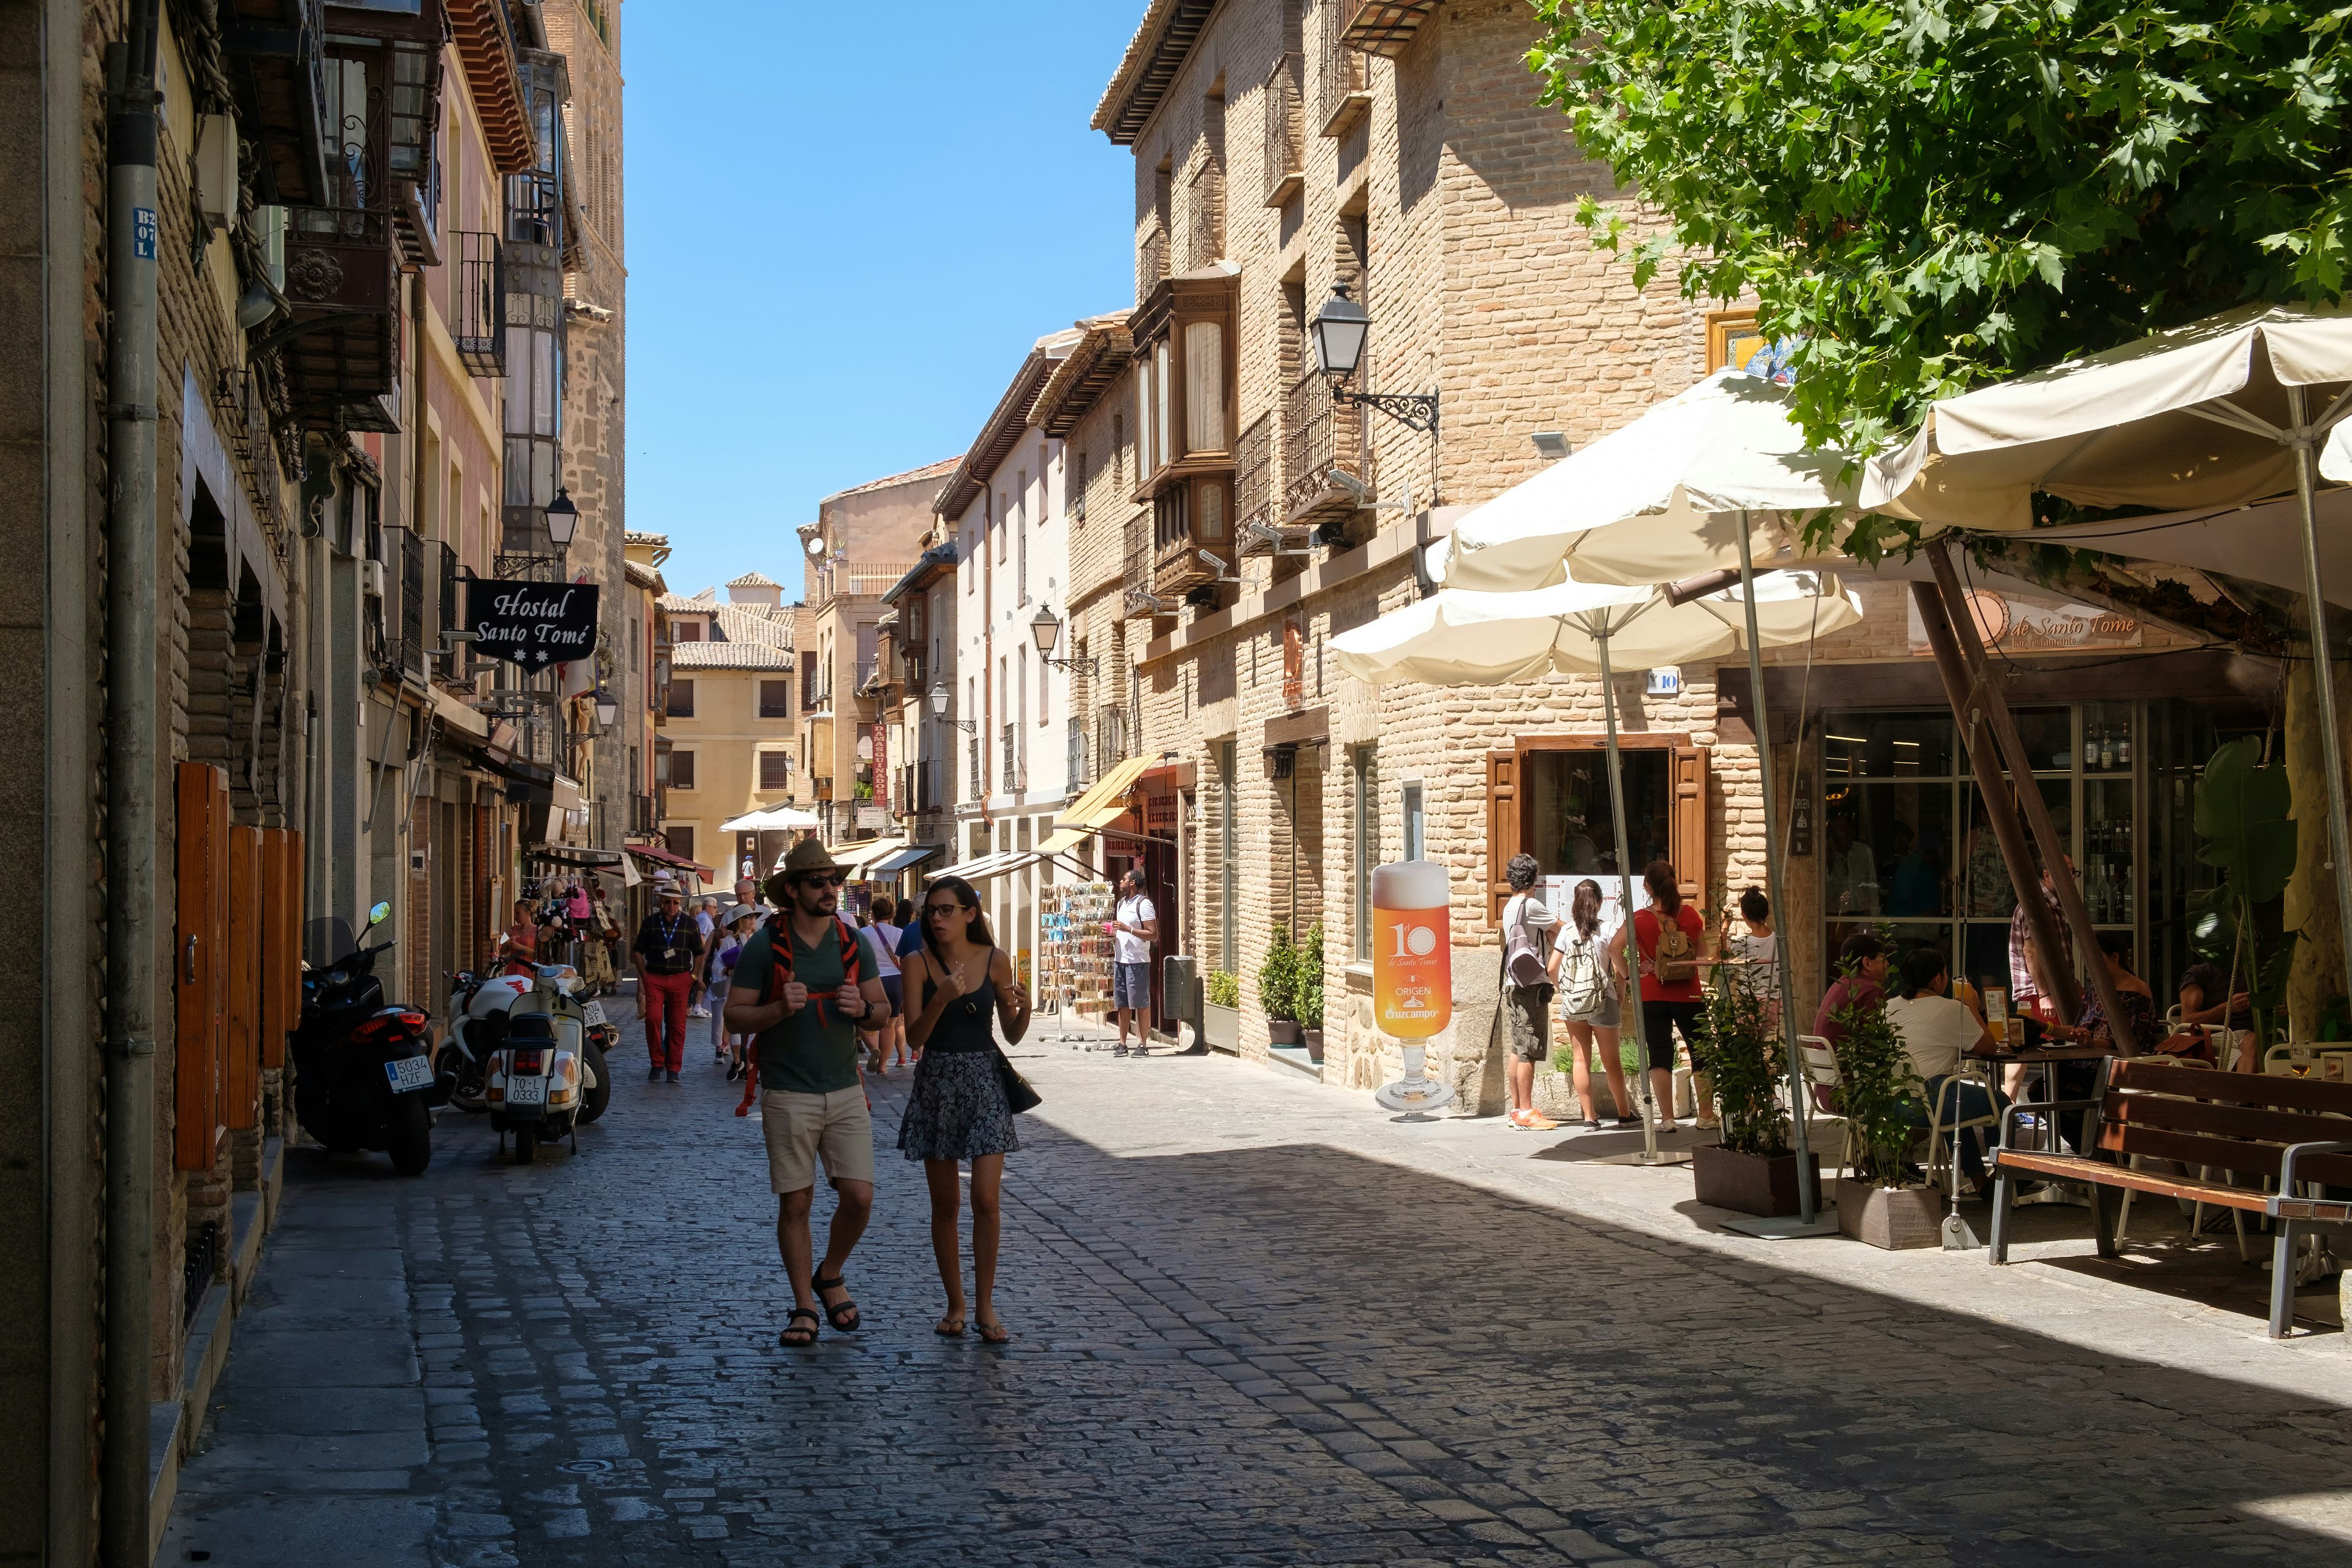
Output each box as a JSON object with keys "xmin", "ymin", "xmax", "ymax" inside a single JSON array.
[{"xmin": 2117, "ymin": 725, "xmax": 2132, "ymax": 767}]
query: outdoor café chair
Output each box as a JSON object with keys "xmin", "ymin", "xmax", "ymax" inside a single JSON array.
[{"xmin": 1795, "ymin": 1035, "xmax": 1852, "ymax": 1182}]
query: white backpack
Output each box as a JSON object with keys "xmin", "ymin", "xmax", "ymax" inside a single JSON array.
[
  {"xmin": 1503, "ymin": 895, "xmax": 1553, "ymax": 987},
  {"xmin": 1558, "ymin": 933, "xmax": 1610, "ymax": 1016}
]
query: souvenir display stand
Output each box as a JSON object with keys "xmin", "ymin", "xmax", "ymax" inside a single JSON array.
[{"xmin": 1042, "ymin": 880, "xmax": 1117, "ymax": 1039}]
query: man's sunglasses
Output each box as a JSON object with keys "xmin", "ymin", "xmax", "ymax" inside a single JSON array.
[{"xmin": 797, "ymin": 873, "xmax": 846, "ymax": 888}]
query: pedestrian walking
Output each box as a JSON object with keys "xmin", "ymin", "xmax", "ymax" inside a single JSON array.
[
  {"xmin": 865, "ymin": 895, "xmax": 908, "ymax": 1073},
  {"xmin": 688, "ymin": 896, "xmax": 720, "ymax": 1017},
  {"xmin": 899, "ymin": 873, "xmax": 1031, "ymax": 1343},
  {"xmin": 708, "ymin": 906, "xmax": 760, "ymax": 1078},
  {"xmin": 723, "ymin": 838, "xmax": 890, "ymax": 1349},
  {"xmin": 1608, "ymin": 859, "xmax": 1711, "ymax": 1130},
  {"xmin": 1558, "ymin": 878, "xmax": 1635, "ymax": 1131},
  {"xmin": 632, "ymin": 883, "xmax": 698, "ymax": 1082},
  {"xmin": 1109, "ymin": 869, "xmax": 1158, "ymax": 1057},
  {"xmin": 1498, "ymin": 853, "xmax": 1562, "ymax": 1131}
]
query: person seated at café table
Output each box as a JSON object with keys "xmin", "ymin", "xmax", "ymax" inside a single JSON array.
[
  {"xmin": 1810, "ymin": 930, "xmax": 1890, "ymax": 1052},
  {"xmin": 1883, "ymin": 946, "xmax": 2010, "ymax": 1197},
  {"xmin": 2170, "ymin": 959, "xmax": 2253, "ymax": 1066},
  {"xmin": 2045, "ymin": 932, "xmax": 2168, "ymax": 1056}
]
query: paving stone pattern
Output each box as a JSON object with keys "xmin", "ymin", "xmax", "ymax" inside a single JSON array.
[{"xmin": 164, "ymin": 1013, "xmax": 2352, "ymax": 1566}]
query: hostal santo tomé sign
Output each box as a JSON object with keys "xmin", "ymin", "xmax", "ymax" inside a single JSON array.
[{"xmin": 466, "ymin": 580, "xmax": 600, "ymax": 671}]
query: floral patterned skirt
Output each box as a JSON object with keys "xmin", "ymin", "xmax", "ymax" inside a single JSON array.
[{"xmin": 897, "ymin": 1050, "xmax": 1020, "ymax": 1163}]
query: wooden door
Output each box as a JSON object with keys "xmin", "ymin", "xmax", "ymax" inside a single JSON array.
[
  {"xmin": 227, "ymin": 826, "xmax": 263, "ymax": 1130},
  {"xmin": 1485, "ymin": 749, "xmax": 1518, "ymax": 924},
  {"xmin": 175, "ymin": 764, "xmax": 228, "ymax": 1171},
  {"xmin": 1670, "ymin": 746, "xmax": 1709, "ymax": 903},
  {"xmin": 260, "ymin": 828, "xmax": 300, "ymax": 1072}
]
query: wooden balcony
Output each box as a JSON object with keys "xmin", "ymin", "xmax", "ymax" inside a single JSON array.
[{"xmin": 1341, "ymin": 0, "xmax": 1438, "ymax": 59}]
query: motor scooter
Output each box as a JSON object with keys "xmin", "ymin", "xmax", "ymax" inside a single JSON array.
[
  {"xmin": 483, "ymin": 963, "xmax": 611, "ymax": 1162},
  {"xmin": 445, "ymin": 957, "xmax": 614, "ymax": 1133},
  {"xmin": 292, "ymin": 901, "xmax": 443, "ymax": 1175}
]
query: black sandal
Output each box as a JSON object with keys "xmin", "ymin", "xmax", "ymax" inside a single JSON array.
[
  {"xmin": 778, "ymin": 1306, "xmax": 820, "ymax": 1348},
  {"xmin": 813, "ymin": 1272, "xmax": 861, "ymax": 1332}
]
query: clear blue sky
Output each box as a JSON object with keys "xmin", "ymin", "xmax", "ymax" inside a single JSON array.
[{"xmin": 622, "ymin": 2, "xmax": 1139, "ymax": 601}]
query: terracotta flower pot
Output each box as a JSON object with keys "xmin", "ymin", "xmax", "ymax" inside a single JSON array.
[
  {"xmin": 1691, "ymin": 1143, "xmax": 1820, "ymax": 1218},
  {"xmin": 1834, "ymin": 1177, "xmax": 1943, "ymax": 1249}
]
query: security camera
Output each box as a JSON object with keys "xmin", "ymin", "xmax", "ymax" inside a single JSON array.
[{"xmin": 1531, "ymin": 431, "xmax": 1572, "ymax": 460}]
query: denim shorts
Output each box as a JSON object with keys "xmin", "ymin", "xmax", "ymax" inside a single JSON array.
[{"xmin": 1113, "ymin": 962, "xmax": 1152, "ymax": 1010}]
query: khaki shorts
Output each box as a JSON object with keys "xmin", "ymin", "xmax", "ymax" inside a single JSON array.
[{"xmin": 760, "ymin": 1086, "xmax": 875, "ymax": 1193}]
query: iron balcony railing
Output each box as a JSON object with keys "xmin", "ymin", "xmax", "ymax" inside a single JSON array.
[
  {"xmin": 968, "ymin": 736, "xmax": 983, "ymax": 803},
  {"xmin": 1283, "ymin": 373, "xmax": 1364, "ymax": 518},
  {"xmin": 1139, "ymin": 228, "xmax": 1167, "ymax": 295},
  {"xmin": 451, "ymin": 229, "xmax": 505, "ymax": 377},
  {"xmin": 388, "ymin": 525, "xmax": 426, "ymax": 678},
  {"xmin": 1183, "ymin": 157, "xmax": 1224, "ymax": 271},
  {"xmin": 1234, "ymin": 412, "xmax": 1277, "ymax": 541},
  {"xmin": 1096, "ymin": 707, "xmax": 1130, "ymax": 780},
  {"xmin": 1001, "ymin": 723, "xmax": 1018, "ymax": 794},
  {"xmin": 435, "ymin": 540, "xmax": 460, "ymax": 673},
  {"xmin": 1066, "ymin": 716, "xmax": 1088, "ymax": 791},
  {"xmin": 1315, "ymin": 2, "xmax": 1370, "ymax": 137},
  {"xmin": 631, "ymin": 792, "xmax": 655, "ymax": 835},
  {"xmin": 1262, "ymin": 53, "xmax": 1304, "ymax": 206}
]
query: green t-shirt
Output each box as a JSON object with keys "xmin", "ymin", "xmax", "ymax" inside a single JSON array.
[{"xmin": 729, "ymin": 920, "xmax": 883, "ymax": 1094}]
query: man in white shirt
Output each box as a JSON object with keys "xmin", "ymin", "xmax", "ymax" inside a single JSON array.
[
  {"xmin": 1882, "ymin": 947, "xmax": 2007, "ymax": 1194},
  {"xmin": 1498, "ymin": 853, "xmax": 1562, "ymax": 1131},
  {"xmin": 1110, "ymin": 869, "xmax": 1159, "ymax": 1058}
]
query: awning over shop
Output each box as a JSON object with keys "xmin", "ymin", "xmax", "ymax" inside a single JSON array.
[
  {"xmin": 932, "ymin": 848, "xmax": 1039, "ymax": 884},
  {"xmin": 1057, "ymin": 753, "xmax": 1155, "ymax": 834},
  {"xmin": 528, "ymin": 846, "xmax": 623, "ymax": 869},
  {"xmin": 823, "ymin": 837, "xmax": 907, "ymax": 874},
  {"xmin": 628, "ymin": 843, "xmax": 717, "ymax": 880},
  {"xmin": 1036, "ymin": 826, "xmax": 1090, "ymax": 856},
  {"xmin": 868, "ymin": 843, "xmax": 943, "ymax": 876},
  {"xmin": 551, "ymin": 774, "xmax": 585, "ymax": 813},
  {"xmin": 428, "ymin": 684, "xmax": 490, "ymax": 739}
]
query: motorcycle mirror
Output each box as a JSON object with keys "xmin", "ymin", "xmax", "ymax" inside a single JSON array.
[{"xmin": 367, "ymin": 900, "xmax": 392, "ymax": 930}]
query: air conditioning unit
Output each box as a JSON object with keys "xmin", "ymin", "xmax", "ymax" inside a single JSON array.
[{"xmin": 360, "ymin": 559, "xmax": 386, "ymax": 598}]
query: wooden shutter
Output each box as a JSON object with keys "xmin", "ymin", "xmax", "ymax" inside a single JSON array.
[
  {"xmin": 175, "ymin": 763, "xmax": 229, "ymax": 1171},
  {"xmin": 227, "ymin": 826, "xmax": 263, "ymax": 1130},
  {"xmin": 260, "ymin": 828, "xmax": 300, "ymax": 1072},
  {"xmin": 1486, "ymin": 748, "xmax": 1519, "ymax": 924},
  {"xmin": 1671, "ymin": 746, "xmax": 1709, "ymax": 902}
]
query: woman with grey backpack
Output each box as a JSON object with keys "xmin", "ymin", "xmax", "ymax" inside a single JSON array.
[{"xmin": 1558, "ymin": 878, "xmax": 1636, "ymax": 1132}]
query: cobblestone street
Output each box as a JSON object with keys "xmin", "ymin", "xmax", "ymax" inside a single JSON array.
[{"xmin": 164, "ymin": 1014, "xmax": 2352, "ymax": 1567}]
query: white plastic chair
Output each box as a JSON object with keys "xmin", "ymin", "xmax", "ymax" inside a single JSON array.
[
  {"xmin": 1924, "ymin": 1061, "xmax": 2002, "ymax": 1198},
  {"xmin": 1795, "ymin": 1035, "xmax": 1852, "ymax": 1182}
]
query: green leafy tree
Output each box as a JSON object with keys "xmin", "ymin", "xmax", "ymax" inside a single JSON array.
[
  {"xmin": 1205, "ymin": 970, "xmax": 1242, "ymax": 1009},
  {"xmin": 1696, "ymin": 966, "xmax": 1789, "ymax": 1156},
  {"xmin": 1827, "ymin": 969, "xmax": 1923, "ymax": 1188},
  {"xmin": 1529, "ymin": 0, "xmax": 2352, "ymax": 463},
  {"xmin": 1259, "ymin": 925, "xmax": 1300, "ymax": 1023}
]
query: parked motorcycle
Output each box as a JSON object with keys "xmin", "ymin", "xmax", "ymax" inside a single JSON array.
[
  {"xmin": 477, "ymin": 962, "xmax": 611, "ymax": 1163},
  {"xmin": 292, "ymin": 901, "xmax": 442, "ymax": 1176},
  {"xmin": 444, "ymin": 961, "xmax": 615, "ymax": 1134}
]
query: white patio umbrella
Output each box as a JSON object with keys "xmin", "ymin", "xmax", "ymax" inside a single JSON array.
[
  {"xmin": 1863, "ymin": 301, "xmax": 2352, "ymax": 997},
  {"xmin": 1335, "ymin": 571, "xmax": 1862, "ymax": 1170},
  {"xmin": 1441, "ymin": 368, "xmax": 1860, "ymax": 593}
]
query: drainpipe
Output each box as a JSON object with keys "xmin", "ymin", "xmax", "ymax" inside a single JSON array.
[
  {"xmin": 101, "ymin": 6, "xmax": 163, "ymax": 1567},
  {"xmin": 980, "ymin": 488, "xmax": 996, "ymax": 834}
]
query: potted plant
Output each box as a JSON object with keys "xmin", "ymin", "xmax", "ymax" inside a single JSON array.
[
  {"xmin": 1829, "ymin": 970, "xmax": 1942, "ymax": 1248},
  {"xmin": 1202, "ymin": 970, "xmax": 1242, "ymax": 1052},
  {"xmin": 1260, "ymin": 925, "xmax": 1302, "ymax": 1046},
  {"xmin": 1688, "ymin": 963, "xmax": 1818, "ymax": 1216},
  {"xmin": 1299, "ymin": 925, "xmax": 1326, "ymax": 1062}
]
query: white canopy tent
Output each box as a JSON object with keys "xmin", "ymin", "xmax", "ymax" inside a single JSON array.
[
  {"xmin": 1863, "ymin": 301, "xmax": 2352, "ymax": 1000},
  {"xmin": 719, "ymin": 806, "xmax": 822, "ymax": 832}
]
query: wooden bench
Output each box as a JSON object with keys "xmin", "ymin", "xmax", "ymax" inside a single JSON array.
[{"xmin": 1989, "ymin": 1058, "xmax": 2352, "ymax": 1336}]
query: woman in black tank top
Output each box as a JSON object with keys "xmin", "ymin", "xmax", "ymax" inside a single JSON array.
[{"xmin": 900, "ymin": 876, "xmax": 1030, "ymax": 1342}]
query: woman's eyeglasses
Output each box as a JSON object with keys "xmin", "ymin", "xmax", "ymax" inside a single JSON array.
[{"xmin": 924, "ymin": 902, "xmax": 967, "ymax": 919}]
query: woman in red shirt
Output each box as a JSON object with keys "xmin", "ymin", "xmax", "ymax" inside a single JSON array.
[{"xmin": 1606, "ymin": 860, "xmax": 1710, "ymax": 1129}]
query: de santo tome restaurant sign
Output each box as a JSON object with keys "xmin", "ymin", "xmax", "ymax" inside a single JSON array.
[{"xmin": 466, "ymin": 580, "xmax": 600, "ymax": 670}]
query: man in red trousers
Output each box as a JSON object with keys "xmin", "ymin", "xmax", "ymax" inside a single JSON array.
[{"xmin": 633, "ymin": 881, "xmax": 698, "ymax": 1081}]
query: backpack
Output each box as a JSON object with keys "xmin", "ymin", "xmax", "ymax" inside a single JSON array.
[
  {"xmin": 734, "ymin": 914, "xmax": 865, "ymax": 1117},
  {"xmin": 1558, "ymin": 933, "xmax": 1610, "ymax": 1016},
  {"xmin": 1502, "ymin": 895, "xmax": 1553, "ymax": 987},
  {"xmin": 1648, "ymin": 909, "xmax": 1700, "ymax": 984}
]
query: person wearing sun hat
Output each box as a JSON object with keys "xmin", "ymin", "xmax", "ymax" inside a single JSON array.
[
  {"xmin": 726, "ymin": 836, "xmax": 891, "ymax": 1348},
  {"xmin": 631, "ymin": 881, "xmax": 699, "ymax": 1082}
]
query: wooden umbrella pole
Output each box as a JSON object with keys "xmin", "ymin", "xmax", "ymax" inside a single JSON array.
[
  {"xmin": 1909, "ymin": 582, "xmax": 2082, "ymax": 1021},
  {"xmin": 1928, "ymin": 543, "xmax": 2138, "ymax": 1049}
]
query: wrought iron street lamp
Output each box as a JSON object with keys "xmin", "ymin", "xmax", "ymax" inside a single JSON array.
[
  {"xmin": 1311, "ymin": 284, "xmax": 1439, "ymax": 435},
  {"xmin": 928, "ymin": 679, "xmax": 978, "ymax": 733},
  {"xmin": 545, "ymin": 488, "xmax": 578, "ymax": 549},
  {"xmin": 593, "ymin": 687, "xmax": 618, "ymax": 730},
  {"xmin": 1028, "ymin": 606, "xmax": 1097, "ymax": 673}
]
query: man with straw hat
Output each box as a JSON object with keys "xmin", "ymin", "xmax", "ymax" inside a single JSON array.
[
  {"xmin": 725, "ymin": 837, "xmax": 891, "ymax": 1348},
  {"xmin": 631, "ymin": 879, "xmax": 699, "ymax": 1082}
]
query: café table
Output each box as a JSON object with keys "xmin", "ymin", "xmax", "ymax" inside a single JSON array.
[{"xmin": 1976, "ymin": 1041, "xmax": 2119, "ymax": 1204}]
